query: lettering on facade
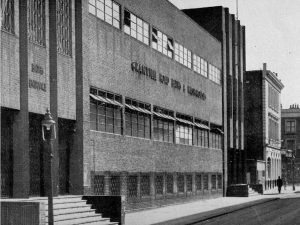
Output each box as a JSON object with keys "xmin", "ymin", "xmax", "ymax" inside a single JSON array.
[
  {"xmin": 29, "ymin": 79, "xmax": 46, "ymax": 92},
  {"xmin": 131, "ymin": 62, "xmax": 157, "ymax": 81},
  {"xmin": 31, "ymin": 63, "xmax": 44, "ymax": 75},
  {"xmin": 187, "ymin": 86, "xmax": 206, "ymax": 100},
  {"xmin": 131, "ymin": 62, "xmax": 206, "ymax": 101}
]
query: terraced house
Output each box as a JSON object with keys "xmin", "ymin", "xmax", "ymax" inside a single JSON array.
[{"xmin": 1, "ymin": 0, "xmax": 227, "ymax": 213}]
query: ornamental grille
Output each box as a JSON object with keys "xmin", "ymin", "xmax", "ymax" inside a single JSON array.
[
  {"xmin": 140, "ymin": 175, "xmax": 150, "ymax": 196},
  {"xmin": 203, "ymin": 174, "xmax": 208, "ymax": 190},
  {"xmin": 217, "ymin": 175, "xmax": 222, "ymax": 189},
  {"xmin": 155, "ymin": 175, "xmax": 163, "ymax": 195},
  {"xmin": 195, "ymin": 174, "xmax": 202, "ymax": 190},
  {"xmin": 57, "ymin": 0, "xmax": 72, "ymax": 55},
  {"xmin": 211, "ymin": 175, "xmax": 217, "ymax": 190},
  {"xmin": 1, "ymin": 0, "xmax": 14, "ymax": 33},
  {"xmin": 110, "ymin": 175, "xmax": 120, "ymax": 195},
  {"xmin": 186, "ymin": 175, "xmax": 192, "ymax": 192},
  {"xmin": 94, "ymin": 175, "xmax": 105, "ymax": 195},
  {"xmin": 166, "ymin": 174, "xmax": 174, "ymax": 194},
  {"xmin": 177, "ymin": 174, "xmax": 184, "ymax": 193},
  {"xmin": 127, "ymin": 175, "xmax": 138, "ymax": 198},
  {"xmin": 27, "ymin": 0, "xmax": 45, "ymax": 46}
]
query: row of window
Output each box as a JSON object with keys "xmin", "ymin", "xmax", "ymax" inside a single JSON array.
[
  {"xmin": 93, "ymin": 172, "xmax": 223, "ymax": 197},
  {"xmin": 88, "ymin": 0, "xmax": 222, "ymax": 84},
  {"xmin": 268, "ymin": 85, "xmax": 279, "ymax": 112},
  {"xmin": 1, "ymin": 0, "xmax": 71, "ymax": 55},
  {"xmin": 90, "ymin": 87, "xmax": 223, "ymax": 149}
]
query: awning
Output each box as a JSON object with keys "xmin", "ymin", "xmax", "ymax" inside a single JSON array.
[
  {"xmin": 211, "ymin": 127, "xmax": 224, "ymax": 134},
  {"xmin": 194, "ymin": 122, "xmax": 210, "ymax": 130},
  {"xmin": 176, "ymin": 117, "xmax": 194, "ymax": 126},
  {"xmin": 125, "ymin": 104, "xmax": 151, "ymax": 114},
  {"xmin": 89, "ymin": 94, "xmax": 123, "ymax": 107},
  {"xmin": 153, "ymin": 112, "xmax": 175, "ymax": 121}
]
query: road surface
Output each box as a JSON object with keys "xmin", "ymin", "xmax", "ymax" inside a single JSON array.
[{"xmin": 196, "ymin": 196, "xmax": 300, "ymax": 225}]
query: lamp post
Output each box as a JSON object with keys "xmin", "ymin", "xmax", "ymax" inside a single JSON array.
[{"xmin": 42, "ymin": 109, "xmax": 56, "ymax": 225}]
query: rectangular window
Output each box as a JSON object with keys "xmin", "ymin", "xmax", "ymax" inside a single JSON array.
[
  {"xmin": 125, "ymin": 98, "xmax": 151, "ymax": 139},
  {"xmin": 174, "ymin": 42, "xmax": 191, "ymax": 68},
  {"xmin": 141, "ymin": 174, "xmax": 150, "ymax": 197},
  {"xmin": 217, "ymin": 175, "xmax": 222, "ymax": 189},
  {"xmin": 28, "ymin": 0, "xmax": 46, "ymax": 46},
  {"xmin": 152, "ymin": 27, "xmax": 174, "ymax": 58},
  {"xmin": 194, "ymin": 119, "xmax": 209, "ymax": 147},
  {"xmin": 195, "ymin": 174, "xmax": 202, "ymax": 191},
  {"xmin": 166, "ymin": 174, "xmax": 174, "ymax": 194},
  {"xmin": 268, "ymin": 85, "xmax": 279, "ymax": 112},
  {"xmin": 57, "ymin": 0, "xmax": 72, "ymax": 55},
  {"xmin": 177, "ymin": 174, "xmax": 184, "ymax": 193},
  {"xmin": 127, "ymin": 175, "xmax": 138, "ymax": 198},
  {"xmin": 286, "ymin": 139, "xmax": 296, "ymax": 151},
  {"xmin": 208, "ymin": 64, "xmax": 221, "ymax": 84},
  {"xmin": 110, "ymin": 175, "xmax": 120, "ymax": 195},
  {"xmin": 153, "ymin": 106, "xmax": 174, "ymax": 143},
  {"xmin": 124, "ymin": 9, "xmax": 149, "ymax": 45},
  {"xmin": 285, "ymin": 120, "xmax": 296, "ymax": 133},
  {"xmin": 211, "ymin": 175, "xmax": 216, "ymax": 190},
  {"xmin": 186, "ymin": 174, "xmax": 192, "ymax": 192},
  {"xmin": 268, "ymin": 117, "xmax": 279, "ymax": 141},
  {"xmin": 1, "ymin": 0, "xmax": 14, "ymax": 33},
  {"xmin": 90, "ymin": 87, "xmax": 123, "ymax": 134},
  {"xmin": 88, "ymin": 0, "xmax": 120, "ymax": 29},
  {"xmin": 203, "ymin": 174, "xmax": 208, "ymax": 190},
  {"xmin": 93, "ymin": 175, "xmax": 105, "ymax": 195},
  {"xmin": 210, "ymin": 132, "xmax": 222, "ymax": 149},
  {"xmin": 193, "ymin": 54, "xmax": 208, "ymax": 78},
  {"xmin": 175, "ymin": 114, "xmax": 193, "ymax": 146},
  {"xmin": 155, "ymin": 174, "xmax": 163, "ymax": 195}
]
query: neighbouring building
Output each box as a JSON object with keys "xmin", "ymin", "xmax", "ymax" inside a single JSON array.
[
  {"xmin": 182, "ymin": 6, "xmax": 246, "ymax": 187},
  {"xmin": 281, "ymin": 104, "xmax": 300, "ymax": 184},
  {"xmin": 244, "ymin": 63, "xmax": 284, "ymax": 190},
  {"xmin": 1, "ymin": 0, "xmax": 226, "ymax": 206}
]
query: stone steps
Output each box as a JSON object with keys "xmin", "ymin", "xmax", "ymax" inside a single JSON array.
[{"xmin": 37, "ymin": 196, "xmax": 117, "ymax": 225}]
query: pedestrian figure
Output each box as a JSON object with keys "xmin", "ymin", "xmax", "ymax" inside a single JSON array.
[{"xmin": 277, "ymin": 176, "xmax": 283, "ymax": 194}]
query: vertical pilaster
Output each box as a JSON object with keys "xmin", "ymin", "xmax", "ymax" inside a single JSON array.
[
  {"xmin": 48, "ymin": 0, "xmax": 59, "ymax": 196},
  {"xmin": 13, "ymin": 0, "xmax": 30, "ymax": 198}
]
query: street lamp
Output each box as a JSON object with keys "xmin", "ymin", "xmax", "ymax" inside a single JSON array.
[{"xmin": 42, "ymin": 109, "xmax": 56, "ymax": 225}]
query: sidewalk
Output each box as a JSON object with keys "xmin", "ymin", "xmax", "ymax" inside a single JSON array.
[{"xmin": 125, "ymin": 186, "xmax": 298, "ymax": 225}]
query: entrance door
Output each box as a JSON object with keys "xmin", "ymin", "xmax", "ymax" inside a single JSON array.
[
  {"xmin": 29, "ymin": 113, "xmax": 45, "ymax": 196},
  {"xmin": 59, "ymin": 139, "xmax": 70, "ymax": 194},
  {"xmin": 1, "ymin": 112, "xmax": 13, "ymax": 197}
]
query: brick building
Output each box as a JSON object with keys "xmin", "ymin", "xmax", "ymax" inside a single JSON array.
[
  {"xmin": 244, "ymin": 63, "xmax": 284, "ymax": 190},
  {"xmin": 1, "ymin": 0, "xmax": 226, "ymax": 205},
  {"xmin": 281, "ymin": 104, "xmax": 300, "ymax": 184}
]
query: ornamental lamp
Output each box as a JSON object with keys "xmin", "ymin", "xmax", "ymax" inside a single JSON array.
[{"xmin": 42, "ymin": 109, "xmax": 56, "ymax": 141}]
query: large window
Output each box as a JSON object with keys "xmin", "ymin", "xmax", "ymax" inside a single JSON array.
[
  {"xmin": 193, "ymin": 54, "xmax": 208, "ymax": 78},
  {"xmin": 90, "ymin": 88, "xmax": 123, "ymax": 134},
  {"xmin": 174, "ymin": 42, "xmax": 192, "ymax": 69},
  {"xmin": 194, "ymin": 119, "xmax": 209, "ymax": 147},
  {"xmin": 175, "ymin": 114, "xmax": 193, "ymax": 145},
  {"xmin": 125, "ymin": 98, "xmax": 151, "ymax": 139},
  {"xmin": 268, "ymin": 84, "xmax": 279, "ymax": 112},
  {"xmin": 28, "ymin": 0, "xmax": 46, "ymax": 46},
  {"xmin": 124, "ymin": 9, "xmax": 149, "ymax": 45},
  {"xmin": 88, "ymin": 0, "xmax": 120, "ymax": 29},
  {"xmin": 1, "ymin": 0, "xmax": 14, "ymax": 33},
  {"xmin": 210, "ymin": 131, "xmax": 222, "ymax": 149},
  {"xmin": 208, "ymin": 64, "xmax": 221, "ymax": 84},
  {"xmin": 57, "ymin": 0, "xmax": 72, "ymax": 55},
  {"xmin": 286, "ymin": 139, "xmax": 296, "ymax": 151},
  {"xmin": 152, "ymin": 27, "xmax": 174, "ymax": 58},
  {"xmin": 153, "ymin": 106, "xmax": 174, "ymax": 143},
  {"xmin": 268, "ymin": 117, "xmax": 279, "ymax": 141},
  {"xmin": 285, "ymin": 120, "xmax": 296, "ymax": 133}
]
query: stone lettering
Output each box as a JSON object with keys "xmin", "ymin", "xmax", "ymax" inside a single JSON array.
[{"xmin": 29, "ymin": 79, "xmax": 46, "ymax": 92}]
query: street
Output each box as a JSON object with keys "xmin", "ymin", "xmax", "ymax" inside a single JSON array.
[{"xmin": 196, "ymin": 194, "xmax": 300, "ymax": 225}]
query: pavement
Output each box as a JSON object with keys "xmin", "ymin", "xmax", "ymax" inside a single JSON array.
[{"xmin": 125, "ymin": 185, "xmax": 299, "ymax": 225}]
